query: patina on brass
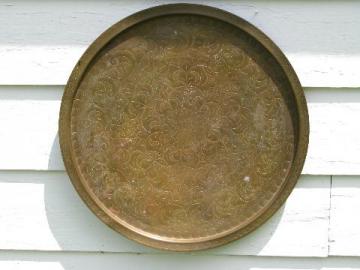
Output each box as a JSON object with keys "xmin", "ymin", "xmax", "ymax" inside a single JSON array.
[{"xmin": 59, "ymin": 4, "xmax": 309, "ymax": 251}]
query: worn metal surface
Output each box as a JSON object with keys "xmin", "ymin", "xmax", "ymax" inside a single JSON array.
[{"xmin": 59, "ymin": 4, "xmax": 309, "ymax": 251}]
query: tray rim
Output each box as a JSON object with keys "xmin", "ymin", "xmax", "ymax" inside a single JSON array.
[{"xmin": 59, "ymin": 3, "xmax": 309, "ymax": 251}]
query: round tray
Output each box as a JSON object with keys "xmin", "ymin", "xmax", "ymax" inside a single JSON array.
[{"xmin": 59, "ymin": 4, "xmax": 309, "ymax": 251}]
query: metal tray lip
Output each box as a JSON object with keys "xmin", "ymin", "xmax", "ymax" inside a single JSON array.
[{"xmin": 59, "ymin": 3, "xmax": 309, "ymax": 251}]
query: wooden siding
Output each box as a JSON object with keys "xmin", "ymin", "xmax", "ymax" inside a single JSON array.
[{"xmin": 0, "ymin": 0, "xmax": 359, "ymax": 268}]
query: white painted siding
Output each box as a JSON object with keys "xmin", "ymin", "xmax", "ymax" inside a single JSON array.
[
  {"xmin": 1, "ymin": 1, "xmax": 360, "ymax": 87},
  {"xmin": 0, "ymin": 0, "xmax": 359, "ymax": 269}
]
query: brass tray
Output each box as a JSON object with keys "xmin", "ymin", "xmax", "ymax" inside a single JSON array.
[{"xmin": 59, "ymin": 4, "xmax": 309, "ymax": 251}]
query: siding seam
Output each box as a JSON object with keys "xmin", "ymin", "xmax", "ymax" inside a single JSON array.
[{"xmin": 327, "ymin": 175, "xmax": 333, "ymax": 256}]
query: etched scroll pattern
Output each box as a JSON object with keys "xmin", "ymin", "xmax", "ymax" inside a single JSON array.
[{"xmin": 71, "ymin": 15, "xmax": 295, "ymax": 239}]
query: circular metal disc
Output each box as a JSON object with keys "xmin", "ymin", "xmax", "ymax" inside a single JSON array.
[{"xmin": 59, "ymin": 4, "xmax": 309, "ymax": 251}]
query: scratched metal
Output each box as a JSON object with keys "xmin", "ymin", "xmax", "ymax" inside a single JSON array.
[{"xmin": 59, "ymin": 4, "xmax": 309, "ymax": 251}]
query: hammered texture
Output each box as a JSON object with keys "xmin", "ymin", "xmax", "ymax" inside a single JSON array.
[{"xmin": 70, "ymin": 15, "xmax": 295, "ymax": 241}]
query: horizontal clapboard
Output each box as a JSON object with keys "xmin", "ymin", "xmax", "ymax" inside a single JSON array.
[
  {"xmin": 0, "ymin": 172, "xmax": 330, "ymax": 256},
  {"xmin": 1, "ymin": 86, "xmax": 359, "ymax": 175},
  {"xmin": 0, "ymin": 0, "xmax": 359, "ymax": 86},
  {"xmin": 329, "ymin": 176, "xmax": 360, "ymax": 256},
  {"xmin": 1, "ymin": 253, "xmax": 360, "ymax": 270}
]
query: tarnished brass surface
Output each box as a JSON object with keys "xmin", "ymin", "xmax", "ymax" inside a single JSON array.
[{"xmin": 59, "ymin": 4, "xmax": 309, "ymax": 251}]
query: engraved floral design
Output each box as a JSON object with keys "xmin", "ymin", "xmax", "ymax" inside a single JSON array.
[{"xmin": 71, "ymin": 15, "xmax": 295, "ymax": 239}]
